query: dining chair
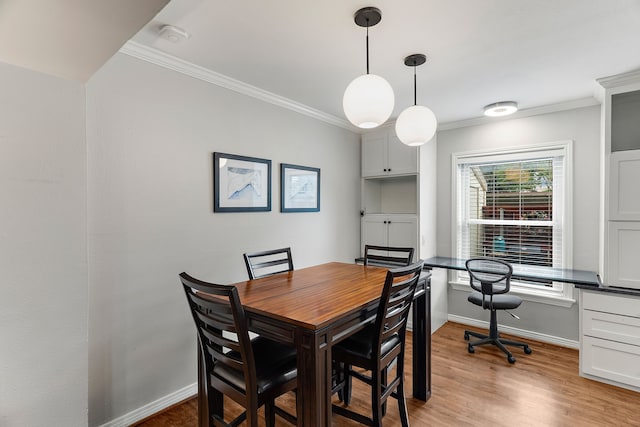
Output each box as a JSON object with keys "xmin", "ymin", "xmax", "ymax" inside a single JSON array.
[
  {"xmin": 331, "ymin": 260, "xmax": 424, "ymax": 427},
  {"xmin": 364, "ymin": 245, "xmax": 414, "ymax": 267},
  {"xmin": 243, "ymin": 247, "xmax": 294, "ymax": 279},
  {"xmin": 179, "ymin": 272, "xmax": 297, "ymax": 427},
  {"xmin": 463, "ymin": 258, "xmax": 532, "ymax": 363}
]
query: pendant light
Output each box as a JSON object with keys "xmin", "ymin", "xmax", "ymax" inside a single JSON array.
[
  {"xmin": 343, "ymin": 7, "xmax": 394, "ymax": 129},
  {"xmin": 395, "ymin": 54, "xmax": 438, "ymax": 146}
]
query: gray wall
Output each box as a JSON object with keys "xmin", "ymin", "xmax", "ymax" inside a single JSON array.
[
  {"xmin": 85, "ymin": 53, "xmax": 361, "ymax": 425},
  {"xmin": 0, "ymin": 62, "xmax": 88, "ymax": 426},
  {"xmin": 435, "ymin": 106, "xmax": 601, "ymax": 341}
]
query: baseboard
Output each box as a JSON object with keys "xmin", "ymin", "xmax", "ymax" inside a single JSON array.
[
  {"xmin": 447, "ymin": 314, "xmax": 579, "ymax": 349},
  {"xmin": 98, "ymin": 383, "xmax": 197, "ymax": 427}
]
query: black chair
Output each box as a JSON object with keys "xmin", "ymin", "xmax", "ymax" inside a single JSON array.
[
  {"xmin": 364, "ymin": 245, "xmax": 414, "ymax": 267},
  {"xmin": 332, "ymin": 261, "xmax": 424, "ymax": 427},
  {"xmin": 179, "ymin": 272, "xmax": 297, "ymax": 427},
  {"xmin": 463, "ymin": 258, "xmax": 532, "ymax": 363},
  {"xmin": 243, "ymin": 247, "xmax": 294, "ymax": 280}
]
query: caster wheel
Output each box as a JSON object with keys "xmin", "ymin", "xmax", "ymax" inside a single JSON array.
[
  {"xmin": 468, "ymin": 344, "xmax": 475, "ymax": 353},
  {"xmin": 524, "ymin": 346, "xmax": 532, "ymax": 354},
  {"xmin": 508, "ymin": 355, "xmax": 516, "ymax": 364},
  {"xmin": 464, "ymin": 333, "xmax": 469, "ymax": 341}
]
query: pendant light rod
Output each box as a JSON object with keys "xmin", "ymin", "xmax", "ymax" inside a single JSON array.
[
  {"xmin": 354, "ymin": 7, "xmax": 382, "ymax": 75},
  {"xmin": 404, "ymin": 54, "xmax": 427, "ymax": 106}
]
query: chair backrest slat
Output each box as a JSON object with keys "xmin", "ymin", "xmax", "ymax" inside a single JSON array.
[{"xmin": 243, "ymin": 247, "xmax": 294, "ymax": 279}]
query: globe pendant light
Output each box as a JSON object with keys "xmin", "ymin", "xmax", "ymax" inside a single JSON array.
[
  {"xmin": 343, "ymin": 7, "xmax": 394, "ymax": 129},
  {"xmin": 395, "ymin": 54, "xmax": 438, "ymax": 146}
]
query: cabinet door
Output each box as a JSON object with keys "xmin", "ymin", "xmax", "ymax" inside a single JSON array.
[
  {"xmin": 387, "ymin": 216, "xmax": 418, "ymax": 256},
  {"xmin": 608, "ymin": 221, "xmax": 640, "ymax": 289},
  {"xmin": 610, "ymin": 150, "xmax": 640, "ymax": 220},
  {"xmin": 362, "ymin": 216, "xmax": 389, "ymax": 250},
  {"xmin": 387, "ymin": 134, "xmax": 418, "ymax": 175},
  {"xmin": 362, "ymin": 133, "xmax": 387, "ymax": 177}
]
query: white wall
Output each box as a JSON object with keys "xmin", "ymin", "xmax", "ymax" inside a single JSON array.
[
  {"xmin": 435, "ymin": 106, "xmax": 601, "ymax": 341},
  {"xmin": 0, "ymin": 62, "xmax": 88, "ymax": 426},
  {"xmin": 85, "ymin": 53, "xmax": 361, "ymax": 425}
]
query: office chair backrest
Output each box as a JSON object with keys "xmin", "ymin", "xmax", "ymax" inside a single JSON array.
[
  {"xmin": 364, "ymin": 245, "xmax": 414, "ymax": 267},
  {"xmin": 373, "ymin": 261, "xmax": 424, "ymax": 356},
  {"xmin": 243, "ymin": 247, "xmax": 294, "ymax": 280},
  {"xmin": 179, "ymin": 273, "xmax": 258, "ymax": 397},
  {"xmin": 466, "ymin": 258, "xmax": 512, "ymax": 296}
]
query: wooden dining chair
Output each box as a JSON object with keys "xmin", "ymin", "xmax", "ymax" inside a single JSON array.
[
  {"xmin": 331, "ymin": 260, "xmax": 424, "ymax": 427},
  {"xmin": 364, "ymin": 245, "xmax": 414, "ymax": 268},
  {"xmin": 179, "ymin": 272, "xmax": 297, "ymax": 427},
  {"xmin": 243, "ymin": 247, "xmax": 294, "ymax": 279}
]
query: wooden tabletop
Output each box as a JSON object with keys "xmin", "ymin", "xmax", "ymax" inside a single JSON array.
[{"xmin": 231, "ymin": 262, "xmax": 389, "ymax": 330}]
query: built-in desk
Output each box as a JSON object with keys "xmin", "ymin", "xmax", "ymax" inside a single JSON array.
[{"xmin": 423, "ymin": 256, "xmax": 601, "ymax": 287}]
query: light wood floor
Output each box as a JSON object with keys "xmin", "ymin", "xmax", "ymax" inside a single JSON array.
[{"xmin": 135, "ymin": 322, "xmax": 640, "ymax": 426}]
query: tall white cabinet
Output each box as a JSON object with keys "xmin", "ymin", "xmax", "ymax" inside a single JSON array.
[
  {"xmin": 597, "ymin": 70, "xmax": 640, "ymax": 289},
  {"xmin": 360, "ymin": 126, "xmax": 419, "ymax": 259}
]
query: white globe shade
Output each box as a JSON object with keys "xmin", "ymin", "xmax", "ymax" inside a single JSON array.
[
  {"xmin": 343, "ymin": 74, "xmax": 395, "ymax": 129},
  {"xmin": 395, "ymin": 105, "xmax": 438, "ymax": 146}
]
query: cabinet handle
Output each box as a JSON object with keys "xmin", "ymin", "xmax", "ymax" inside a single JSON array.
[{"xmin": 383, "ymin": 168, "xmax": 387, "ymax": 172}]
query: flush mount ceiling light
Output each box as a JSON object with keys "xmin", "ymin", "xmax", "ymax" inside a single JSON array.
[
  {"xmin": 343, "ymin": 7, "xmax": 394, "ymax": 129},
  {"xmin": 395, "ymin": 54, "xmax": 438, "ymax": 146},
  {"xmin": 483, "ymin": 101, "xmax": 518, "ymax": 117},
  {"xmin": 159, "ymin": 24, "xmax": 191, "ymax": 43}
]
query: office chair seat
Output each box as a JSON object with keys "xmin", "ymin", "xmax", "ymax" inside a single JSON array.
[{"xmin": 468, "ymin": 291, "xmax": 522, "ymax": 310}]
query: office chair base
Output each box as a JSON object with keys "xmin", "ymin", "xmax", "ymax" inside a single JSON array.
[{"xmin": 464, "ymin": 329, "xmax": 532, "ymax": 363}]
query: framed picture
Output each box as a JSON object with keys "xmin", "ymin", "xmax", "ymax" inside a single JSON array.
[
  {"xmin": 214, "ymin": 152, "xmax": 271, "ymax": 212},
  {"xmin": 280, "ymin": 163, "xmax": 320, "ymax": 213}
]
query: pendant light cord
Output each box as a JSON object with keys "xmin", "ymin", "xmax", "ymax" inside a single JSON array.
[
  {"xmin": 413, "ymin": 64, "xmax": 417, "ymax": 106},
  {"xmin": 365, "ymin": 24, "xmax": 370, "ymax": 74}
]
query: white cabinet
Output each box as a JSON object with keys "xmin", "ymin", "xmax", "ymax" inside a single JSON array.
[
  {"xmin": 597, "ymin": 71, "xmax": 640, "ymax": 289},
  {"xmin": 361, "ymin": 215, "xmax": 418, "ymax": 256},
  {"xmin": 362, "ymin": 127, "xmax": 417, "ymax": 177},
  {"xmin": 580, "ymin": 290, "xmax": 640, "ymax": 391}
]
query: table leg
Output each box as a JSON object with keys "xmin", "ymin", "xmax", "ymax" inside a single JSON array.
[
  {"xmin": 412, "ymin": 277, "xmax": 431, "ymax": 401},
  {"xmin": 295, "ymin": 329, "xmax": 331, "ymax": 426}
]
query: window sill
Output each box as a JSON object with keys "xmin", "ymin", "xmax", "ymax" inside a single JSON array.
[{"xmin": 449, "ymin": 281, "xmax": 576, "ymax": 308}]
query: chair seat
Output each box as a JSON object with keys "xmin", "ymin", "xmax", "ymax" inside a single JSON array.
[
  {"xmin": 468, "ymin": 291, "xmax": 522, "ymax": 310},
  {"xmin": 333, "ymin": 324, "xmax": 400, "ymax": 361},
  {"xmin": 213, "ymin": 336, "xmax": 297, "ymax": 394}
]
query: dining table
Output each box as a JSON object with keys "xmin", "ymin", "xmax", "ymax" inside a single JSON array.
[{"xmin": 198, "ymin": 261, "xmax": 431, "ymax": 427}]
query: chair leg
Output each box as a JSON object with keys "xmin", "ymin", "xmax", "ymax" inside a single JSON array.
[
  {"xmin": 371, "ymin": 368, "xmax": 383, "ymax": 427},
  {"xmin": 343, "ymin": 364, "xmax": 353, "ymax": 405},
  {"xmin": 396, "ymin": 377, "xmax": 410, "ymax": 427},
  {"xmin": 264, "ymin": 398, "xmax": 276, "ymax": 427},
  {"xmin": 381, "ymin": 366, "xmax": 388, "ymax": 416}
]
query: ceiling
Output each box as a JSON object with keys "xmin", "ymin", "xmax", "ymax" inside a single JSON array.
[
  {"xmin": 2, "ymin": 1, "xmax": 640, "ymax": 127},
  {"xmin": 129, "ymin": 0, "xmax": 640, "ymax": 127}
]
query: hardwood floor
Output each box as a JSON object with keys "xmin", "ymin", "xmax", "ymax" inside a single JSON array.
[{"xmin": 134, "ymin": 322, "xmax": 640, "ymax": 426}]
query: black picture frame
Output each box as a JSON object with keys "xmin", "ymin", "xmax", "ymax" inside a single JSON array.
[
  {"xmin": 214, "ymin": 152, "xmax": 271, "ymax": 212},
  {"xmin": 280, "ymin": 163, "xmax": 320, "ymax": 213}
]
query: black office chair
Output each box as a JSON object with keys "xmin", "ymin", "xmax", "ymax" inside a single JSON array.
[
  {"xmin": 243, "ymin": 247, "xmax": 294, "ymax": 279},
  {"xmin": 179, "ymin": 273, "xmax": 297, "ymax": 427},
  {"xmin": 332, "ymin": 261, "xmax": 424, "ymax": 427},
  {"xmin": 463, "ymin": 258, "xmax": 532, "ymax": 363},
  {"xmin": 364, "ymin": 245, "xmax": 414, "ymax": 267}
]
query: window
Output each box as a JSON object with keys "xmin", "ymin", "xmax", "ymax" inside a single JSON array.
[{"xmin": 452, "ymin": 141, "xmax": 573, "ymax": 303}]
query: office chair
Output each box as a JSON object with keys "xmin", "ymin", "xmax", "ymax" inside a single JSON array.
[
  {"xmin": 364, "ymin": 245, "xmax": 414, "ymax": 267},
  {"xmin": 179, "ymin": 273, "xmax": 297, "ymax": 426},
  {"xmin": 463, "ymin": 258, "xmax": 532, "ymax": 363},
  {"xmin": 332, "ymin": 261, "xmax": 424, "ymax": 427},
  {"xmin": 243, "ymin": 247, "xmax": 294, "ymax": 279}
]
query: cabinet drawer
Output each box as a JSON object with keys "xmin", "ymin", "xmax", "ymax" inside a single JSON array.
[
  {"xmin": 583, "ymin": 310, "xmax": 640, "ymax": 346},
  {"xmin": 582, "ymin": 336, "xmax": 640, "ymax": 388},
  {"xmin": 582, "ymin": 291, "xmax": 640, "ymax": 318}
]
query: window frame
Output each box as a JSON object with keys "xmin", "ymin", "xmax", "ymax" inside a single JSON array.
[{"xmin": 450, "ymin": 140, "xmax": 575, "ymax": 306}]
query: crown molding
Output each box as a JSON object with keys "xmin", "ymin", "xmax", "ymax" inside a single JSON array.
[
  {"xmin": 596, "ymin": 68, "xmax": 640, "ymax": 89},
  {"xmin": 437, "ymin": 97, "xmax": 600, "ymax": 131},
  {"xmin": 119, "ymin": 41, "xmax": 354, "ymax": 131}
]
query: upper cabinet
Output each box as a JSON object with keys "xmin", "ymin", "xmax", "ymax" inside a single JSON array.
[{"xmin": 362, "ymin": 127, "xmax": 418, "ymax": 177}]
